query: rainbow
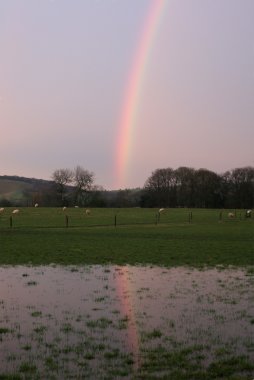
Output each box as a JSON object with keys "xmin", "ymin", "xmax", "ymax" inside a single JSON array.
[{"xmin": 115, "ymin": 0, "xmax": 167, "ymax": 189}]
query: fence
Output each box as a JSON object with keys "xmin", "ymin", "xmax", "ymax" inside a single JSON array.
[{"xmin": 0, "ymin": 208, "xmax": 252, "ymax": 230}]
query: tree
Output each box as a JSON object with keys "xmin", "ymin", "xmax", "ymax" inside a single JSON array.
[
  {"xmin": 143, "ymin": 168, "xmax": 177, "ymax": 207},
  {"xmin": 174, "ymin": 166, "xmax": 195, "ymax": 207},
  {"xmin": 89, "ymin": 185, "xmax": 107, "ymax": 207},
  {"xmin": 143, "ymin": 166, "xmax": 227, "ymax": 208},
  {"xmin": 114, "ymin": 188, "xmax": 142, "ymax": 207},
  {"xmin": 52, "ymin": 168, "xmax": 73, "ymax": 205},
  {"xmin": 73, "ymin": 166, "xmax": 94, "ymax": 206},
  {"xmin": 225, "ymin": 167, "xmax": 254, "ymax": 208},
  {"xmin": 193, "ymin": 169, "xmax": 222, "ymax": 208}
]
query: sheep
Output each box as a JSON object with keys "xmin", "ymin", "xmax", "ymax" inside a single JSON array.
[
  {"xmin": 246, "ymin": 209, "xmax": 252, "ymax": 218},
  {"xmin": 63, "ymin": 206, "xmax": 67, "ymax": 211},
  {"xmin": 74, "ymin": 205, "xmax": 79, "ymax": 208},
  {"xmin": 12, "ymin": 209, "xmax": 20, "ymax": 214},
  {"xmin": 34, "ymin": 203, "xmax": 39, "ymax": 207},
  {"xmin": 228, "ymin": 212, "xmax": 235, "ymax": 218},
  {"xmin": 159, "ymin": 208, "xmax": 165, "ymax": 213},
  {"xmin": 0, "ymin": 207, "xmax": 4, "ymax": 213},
  {"xmin": 85, "ymin": 209, "xmax": 91, "ymax": 215}
]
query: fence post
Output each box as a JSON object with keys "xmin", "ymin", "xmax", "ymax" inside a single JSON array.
[
  {"xmin": 188, "ymin": 212, "xmax": 193, "ymax": 223},
  {"xmin": 10, "ymin": 216, "xmax": 12, "ymax": 228},
  {"xmin": 114, "ymin": 215, "xmax": 117, "ymax": 227},
  {"xmin": 219, "ymin": 211, "xmax": 222, "ymax": 222},
  {"xmin": 65, "ymin": 215, "xmax": 69, "ymax": 228}
]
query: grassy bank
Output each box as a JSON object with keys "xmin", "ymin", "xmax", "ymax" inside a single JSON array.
[{"xmin": 0, "ymin": 208, "xmax": 253, "ymax": 266}]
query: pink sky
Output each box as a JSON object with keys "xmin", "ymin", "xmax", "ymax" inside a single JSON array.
[{"xmin": 1, "ymin": 0, "xmax": 254, "ymax": 189}]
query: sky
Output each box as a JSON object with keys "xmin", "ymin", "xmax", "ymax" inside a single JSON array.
[{"xmin": 1, "ymin": 0, "xmax": 254, "ymax": 190}]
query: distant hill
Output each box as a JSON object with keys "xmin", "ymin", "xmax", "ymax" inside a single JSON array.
[
  {"xmin": 0, "ymin": 175, "xmax": 54, "ymax": 205},
  {"xmin": 0, "ymin": 175, "xmax": 143, "ymax": 207}
]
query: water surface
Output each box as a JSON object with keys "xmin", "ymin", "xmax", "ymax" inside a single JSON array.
[{"xmin": 0, "ymin": 265, "xmax": 253, "ymax": 378}]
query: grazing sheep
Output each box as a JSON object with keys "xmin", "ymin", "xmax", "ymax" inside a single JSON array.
[
  {"xmin": 228, "ymin": 212, "xmax": 235, "ymax": 218},
  {"xmin": 246, "ymin": 209, "xmax": 252, "ymax": 218},
  {"xmin": 34, "ymin": 203, "xmax": 39, "ymax": 207},
  {"xmin": 85, "ymin": 209, "xmax": 91, "ymax": 215},
  {"xmin": 74, "ymin": 205, "xmax": 79, "ymax": 208},
  {"xmin": 63, "ymin": 206, "xmax": 67, "ymax": 211},
  {"xmin": 12, "ymin": 209, "xmax": 20, "ymax": 214},
  {"xmin": 0, "ymin": 207, "xmax": 4, "ymax": 213},
  {"xmin": 159, "ymin": 208, "xmax": 165, "ymax": 213}
]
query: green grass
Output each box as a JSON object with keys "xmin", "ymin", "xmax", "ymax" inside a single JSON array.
[
  {"xmin": 0, "ymin": 207, "xmax": 253, "ymax": 267},
  {"xmin": 138, "ymin": 346, "xmax": 254, "ymax": 379},
  {"xmin": 19, "ymin": 362, "xmax": 37, "ymax": 374},
  {"xmin": 0, "ymin": 375, "xmax": 21, "ymax": 380},
  {"xmin": 144, "ymin": 329, "xmax": 163, "ymax": 340},
  {"xmin": 86, "ymin": 318, "xmax": 113, "ymax": 329},
  {"xmin": 0, "ymin": 328, "xmax": 11, "ymax": 334}
]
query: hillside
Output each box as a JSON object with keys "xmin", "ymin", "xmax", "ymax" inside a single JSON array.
[{"xmin": 0, "ymin": 175, "xmax": 53, "ymax": 205}]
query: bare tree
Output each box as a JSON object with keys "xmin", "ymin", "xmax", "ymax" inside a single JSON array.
[
  {"xmin": 73, "ymin": 166, "xmax": 94, "ymax": 206},
  {"xmin": 52, "ymin": 168, "xmax": 73, "ymax": 204}
]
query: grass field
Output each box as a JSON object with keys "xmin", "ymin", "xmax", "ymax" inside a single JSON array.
[{"xmin": 0, "ymin": 207, "xmax": 253, "ymax": 267}]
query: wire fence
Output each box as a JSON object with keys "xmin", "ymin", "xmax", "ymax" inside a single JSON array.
[{"xmin": 0, "ymin": 208, "xmax": 252, "ymax": 230}]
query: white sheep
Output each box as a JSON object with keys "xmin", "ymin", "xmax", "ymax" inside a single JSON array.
[
  {"xmin": 228, "ymin": 212, "xmax": 235, "ymax": 218},
  {"xmin": 34, "ymin": 203, "xmax": 39, "ymax": 207},
  {"xmin": 85, "ymin": 209, "xmax": 91, "ymax": 215},
  {"xmin": 63, "ymin": 206, "xmax": 67, "ymax": 211},
  {"xmin": 74, "ymin": 205, "xmax": 79, "ymax": 208},
  {"xmin": 0, "ymin": 207, "xmax": 4, "ymax": 213},
  {"xmin": 12, "ymin": 209, "xmax": 20, "ymax": 214},
  {"xmin": 159, "ymin": 208, "xmax": 165, "ymax": 213},
  {"xmin": 246, "ymin": 209, "xmax": 252, "ymax": 217}
]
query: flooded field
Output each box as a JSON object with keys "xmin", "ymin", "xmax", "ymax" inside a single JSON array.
[{"xmin": 0, "ymin": 265, "xmax": 253, "ymax": 379}]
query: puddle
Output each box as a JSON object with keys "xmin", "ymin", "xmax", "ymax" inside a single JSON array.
[{"xmin": 0, "ymin": 265, "xmax": 253, "ymax": 378}]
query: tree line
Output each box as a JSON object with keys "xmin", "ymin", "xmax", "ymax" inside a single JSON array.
[
  {"xmin": 50, "ymin": 165, "xmax": 254, "ymax": 209},
  {"xmin": 0, "ymin": 166, "xmax": 253, "ymax": 209},
  {"xmin": 141, "ymin": 166, "xmax": 254, "ymax": 209}
]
